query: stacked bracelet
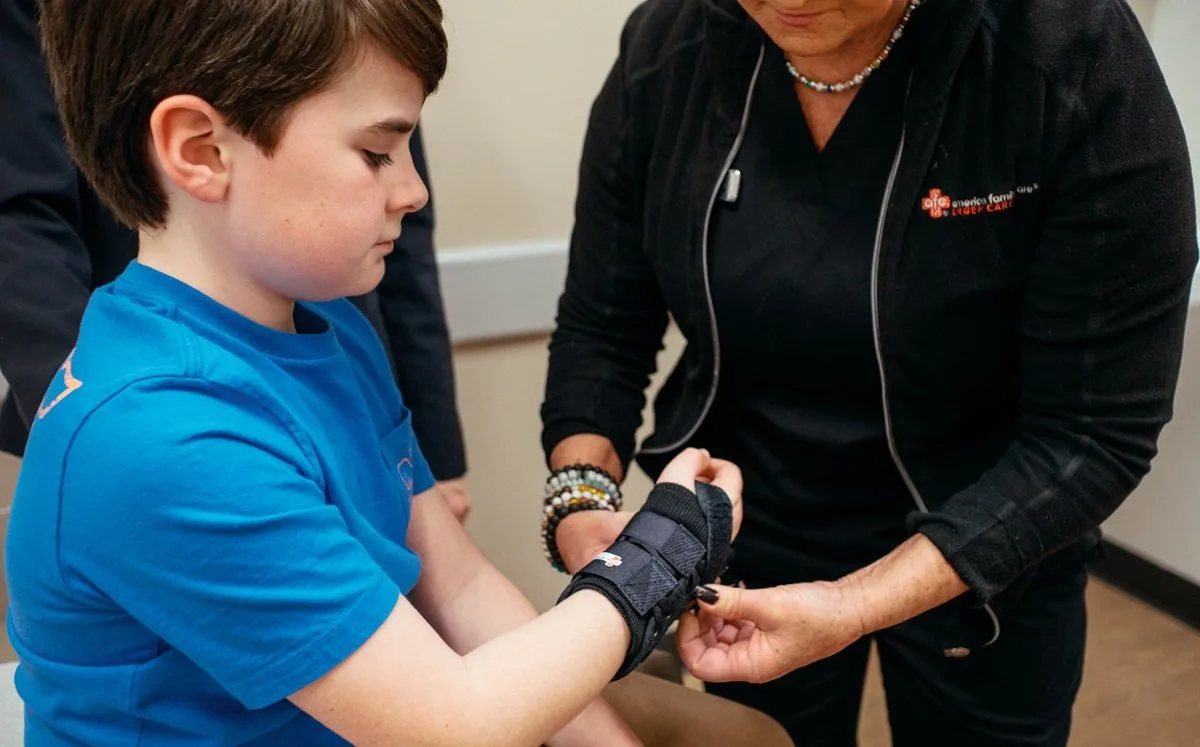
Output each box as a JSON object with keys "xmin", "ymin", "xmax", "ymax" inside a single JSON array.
[
  {"xmin": 544, "ymin": 464, "xmax": 623, "ymax": 507},
  {"xmin": 541, "ymin": 465, "xmax": 623, "ymax": 573}
]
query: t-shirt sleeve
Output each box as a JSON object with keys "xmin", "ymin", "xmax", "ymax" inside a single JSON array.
[
  {"xmin": 320, "ymin": 298, "xmax": 437, "ymax": 496},
  {"xmin": 410, "ymin": 430, "xmax": 436, "ymax": 496},
  {"xmin": 58, "ymin": 378, "xmax": 400, "ymax": 710}
]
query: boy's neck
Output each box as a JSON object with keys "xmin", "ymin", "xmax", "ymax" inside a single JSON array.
[{"xmin": 138, "ymin": 228, "xmax": 297, "ymax": 333}]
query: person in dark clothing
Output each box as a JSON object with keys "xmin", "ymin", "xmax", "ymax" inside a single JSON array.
[
  {"xmin": 0, "ymin": 0, "xmax": 470, "ymax": 519},
  {"xmin": 539, "ymin": 0, "xmax": 1198, "ymax": 744}
]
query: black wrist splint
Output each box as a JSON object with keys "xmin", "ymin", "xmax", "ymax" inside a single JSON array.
[{"xmin": 557, "ymin": 480, "xmax": 734, "ymax": 680}]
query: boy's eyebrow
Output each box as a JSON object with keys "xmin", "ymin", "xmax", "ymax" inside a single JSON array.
[{"xmin": 361, "ymin": 117, "xmax": 417, "ymax": 136}]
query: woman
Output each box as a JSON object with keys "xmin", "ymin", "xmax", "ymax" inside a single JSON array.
[{"xmin": 539, "ymin": 0, "xmax": 1197, "ymax": 744}]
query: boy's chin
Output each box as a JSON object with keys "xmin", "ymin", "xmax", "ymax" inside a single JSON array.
[
  {"xmin": 338, "ymin": 263, "xmax": 387, "ymax": 299},
  {"xmin": 287, "ymin": 260, "xmax": 387, "ymax": 303}
]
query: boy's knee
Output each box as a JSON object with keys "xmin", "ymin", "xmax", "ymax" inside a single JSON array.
[{"xmin": 606, "ymin": 673, "xmax": 793, "ymax": 747}]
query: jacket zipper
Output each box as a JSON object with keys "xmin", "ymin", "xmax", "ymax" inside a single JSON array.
[
  {"xmin": 870, "ymin": 127, "xmax": 1002, "ymax": 647},
  {"xmin": 634, "ymin": 36, "xmax": 1002, "ymax": 649},
  {"xmin": 641, "ymin": 43, "xmax": 766, "ymax": 456}
]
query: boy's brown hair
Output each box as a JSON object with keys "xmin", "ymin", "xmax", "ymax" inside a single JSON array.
[{"xmin": 37, "ymin": 0, "xmax": 447, "ymax": 229}]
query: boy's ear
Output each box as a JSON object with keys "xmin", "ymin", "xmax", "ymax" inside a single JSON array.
[{"xmin": 148, "ymin": 95, "xmax": 232, "ymax": 204}]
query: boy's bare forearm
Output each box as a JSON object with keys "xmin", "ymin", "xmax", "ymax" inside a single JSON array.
[
  {"xmin": 406, "ymin": 487, "xmax": 639, "ymax": 745},
  {"xmin": 293, "ymin": 592, "xmax": 630, "ymax": 747},
  {"xmin": 421, "ymin": 549, "xmax": 548, "ymax": 645},
  {"xmin": 428, "ymin": 562, "xmax": 640, "ymax": 746},
  {"xmin": 297, "ymin": 485, "xmax": 636, "ymax": 746},
  {"xmin": 298, "ymin": 449, "xmax": 726, "ymax": 745},
  {"xmin": 405, "ymin": 488, "xmax": 500, "ymax": 651},
  {"xmin": 457, "ymin": 591, "xmax": 631, "ymax": 746},
  {"xmin": 406, "ymin": 488, "xmax": 545, "ymax": 650}
]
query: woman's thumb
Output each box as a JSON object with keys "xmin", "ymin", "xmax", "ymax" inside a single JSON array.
[{"xmin": 694, "ymin": 583, "xmax": 766, "ymax": 622}]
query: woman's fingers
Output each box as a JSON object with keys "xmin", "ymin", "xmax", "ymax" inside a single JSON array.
[
  {"xmin": 716, "ymin": 620, "xmax": 741, "ymax": 646},
  {"xmin": 736, "ymin": 620, "xmax": 757, "ymax": 643}
]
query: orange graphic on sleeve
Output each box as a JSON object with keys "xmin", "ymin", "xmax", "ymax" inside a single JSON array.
[
  {"xmin": 36, "ymin": 349, "xmax": 84, "ymax": 420},
  {"xmin": 396, "ymin": 457, "xmax": 414, "ymax": 491}
]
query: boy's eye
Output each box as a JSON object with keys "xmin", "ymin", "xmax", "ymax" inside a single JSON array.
[{"xmin": 362, "ymin": 150, "xmax": 394, "ymax": 169}]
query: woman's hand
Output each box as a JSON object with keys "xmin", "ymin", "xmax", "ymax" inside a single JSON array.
[
  {"xmin": 678, "ymin": 534, "xmax": 971, "ymax": 683},
  {"xmin": 554, "ymin": 448, "xmax": 744, "ymax": 574},
  {"xmin": 676, "ymin": 580, "xmax": 866, "ymax": 684}
]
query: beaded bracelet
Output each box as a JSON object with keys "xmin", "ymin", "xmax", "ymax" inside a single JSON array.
[
  {"xmin": 541, "ymin": 465, "xmax": 622, "ymax": 573},
  {"xmin": 544, "ymin": 464, "xmax": 622, "ymax": 509}
]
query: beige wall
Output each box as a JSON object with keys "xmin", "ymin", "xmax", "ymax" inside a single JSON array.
[
  {"xmin": 421, "ymin": 0, "xmax": 642, "ymax": 250},
  {"xmin": 420, "ymin": 0, "xmax": 658, "ymax": 608},
  {"xmin": 1103, "ymin": 0, "xmax": 1200, "ymax": 583},
  {"xmin": 453, "ymin": 331, "xmax": 683, "ymax": 611}
]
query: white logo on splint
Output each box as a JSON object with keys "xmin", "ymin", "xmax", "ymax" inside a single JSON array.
[{"xmin": 593, "ymin": 552, "xmax": 623, "ymax": 567}]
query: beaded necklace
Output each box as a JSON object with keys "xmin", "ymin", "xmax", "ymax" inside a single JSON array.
[{"xmin": 784, "ymin": 0, "xmax": 921, "ymax": 94}]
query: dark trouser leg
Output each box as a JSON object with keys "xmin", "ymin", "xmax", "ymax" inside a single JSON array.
[
  {"xmin": 702, "ymin": 519, "xmax": 894, "ymax": 746},
  {"xmin": 706, "ymin": 638, "xmax": 872, "ymax": 746},
  {"xmin": 877, "ymin": 563, "xmax": 1089, "ymax": 747}
]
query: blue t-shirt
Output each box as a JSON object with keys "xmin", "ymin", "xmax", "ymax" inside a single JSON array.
[{"xmin": 5, "ymin": 262, "xmax": 436, "ymax": 745}]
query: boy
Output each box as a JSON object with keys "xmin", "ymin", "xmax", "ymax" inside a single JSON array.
[
  {"xmin": 4, "ymin": 1, "xmax": 770, "ymax": 745},
  {"xmin": 0, "ymin": 0, "xmax": 470, "ymax": 524}
]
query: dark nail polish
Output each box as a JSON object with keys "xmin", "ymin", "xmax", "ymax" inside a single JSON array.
[{"xmin": 694, "ymin": 585, "xmax": 720, "ymax": 605}]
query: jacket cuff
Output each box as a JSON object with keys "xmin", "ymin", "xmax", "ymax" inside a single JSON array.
[{"xmin": 907, "ymin": 510, "xmax": 1028, "ymax": 605}]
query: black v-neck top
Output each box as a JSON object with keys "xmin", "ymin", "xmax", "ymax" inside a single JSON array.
[{"xmin": 695, "ymin": 40, "xmax": 916, "ymax": 576}]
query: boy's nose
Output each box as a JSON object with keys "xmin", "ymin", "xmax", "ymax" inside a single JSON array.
[{"xmin": 388, "ymin": 165, "xmax": 429, "ymax": 218}]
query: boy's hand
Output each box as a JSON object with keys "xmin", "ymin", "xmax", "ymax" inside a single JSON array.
[
  {"xmin": 555, "ymin": 449, "xmax": 744, "ymax": 574},
  {"xmin": 656, "ymin": 449, "xmax": 743, "ymax": 541},
  {"xmin": 436, "ymin": 478, "xmax": 471, "ymax": 523},
  {"xmin": 557, "ymin": 510, "xmax": 633, "ymax": 574},
  {"xmin": 557, "ymin": 448, "xmax": 743, "ymax": 680}
]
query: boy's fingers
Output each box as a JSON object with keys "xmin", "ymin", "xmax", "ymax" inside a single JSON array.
[
  {"xmin": 657, "ymin": 447, "xmax": 712, "ymax": 489},
  {"xmin": 709, "ymin": 462, "xmax": 742, "ymax": 498}
]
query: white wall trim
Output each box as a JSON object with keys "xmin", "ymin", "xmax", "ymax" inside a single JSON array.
[
  {"xmin": 437, "ymin": 239, "xmax": 569, "ymax": 344},
  {"xmin": 434, "ymin": 237, "xmax": 1200, "ymax": 345}
]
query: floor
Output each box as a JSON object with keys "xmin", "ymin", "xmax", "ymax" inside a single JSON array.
[
  {"xmin": 854, "ymin": 578, "xmax": 1200, "ymax": 746},
  {"xmin": 0, "ymin": 452, "xmax": 1197, "ymax": 744}
]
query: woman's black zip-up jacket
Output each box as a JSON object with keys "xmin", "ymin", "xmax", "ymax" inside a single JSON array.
[{"xmin": 541, "ymin": 0, "xmax": 1198, "ymax": 618}]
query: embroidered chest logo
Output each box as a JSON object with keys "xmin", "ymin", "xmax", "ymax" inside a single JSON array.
[
  {"xmin": 36, "ymin": 349, "xmax": 84, "ymax": 420},
  {"xmin": 920, "ymin": 183, "xmax": 1040, "ymax": 220},
  {"xmin": 921, "ymin": 189, "xmax": 951, "ymax": 218}
]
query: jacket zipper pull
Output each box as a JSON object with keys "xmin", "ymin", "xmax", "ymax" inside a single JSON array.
[{"xmin": 718, "ymin": 169, "xmax": 742, "ymax": 203}]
